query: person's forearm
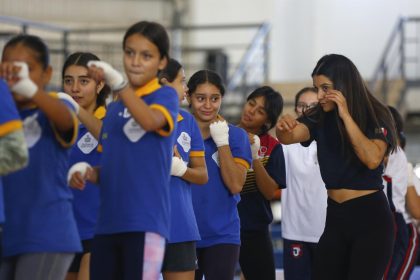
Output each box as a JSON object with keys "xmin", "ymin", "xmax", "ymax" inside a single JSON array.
[
  {"xmin": 253, "ymin": 159, "xmax": 279, "ymax": 200},
  {"xmin": 218, "ymin": 146, "xmax": 247, "ymax": 194},
  {"xmin": 78, "ymin": 108, "xmax": 103, "ymax": 140},
  {"xmin": 182, "ymin": 165, "xmax": 208, "ymax": 185},
  {"xmin": 33, "ymin": 92, "xmax": 75, "ymax": 133},
  {"xmin": 406, "ymin": 186, "xmax": 420, "ymax": 219},
  {"xmin": 118, "ymin": 87, "xmax": 167, "ymax": 131},
  {"xmin": 276, "ymin": 122, "xmax": 310, "ymax": 144},
  {"xmin": 342, "ymin": 114, "xmax": 386, "ymax": 169}
]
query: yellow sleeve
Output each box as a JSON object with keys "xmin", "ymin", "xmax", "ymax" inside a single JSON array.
[{"xmin": 150, "ymin": 104, "xmax": 175, "ymax": 137}]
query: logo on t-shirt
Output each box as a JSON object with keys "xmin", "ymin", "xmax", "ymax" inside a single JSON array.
[
  {"xmin": 177, "ymin": 132, "xmax": 191, "ymax": 153},
  {"xmin": 77, "ymin": 132, "xmax": 98, "ymax": 154},
  {"xmin": 259, "ymin": 145, "xmax": 268, "ymax": 157},
  {"xmin": 23, "ymin": 113, "xmax": 42, "ymax": 148},
  {"xmin": 123, "ymin": 118, "xmax": 146, "ymax": 142},
  {"xmin": 375, "ymin": 127, "xmax": 387, "ymax": 137},
  {"xmin": 118, "ymin": 108, "xmax": 131, "ymax": 118}
]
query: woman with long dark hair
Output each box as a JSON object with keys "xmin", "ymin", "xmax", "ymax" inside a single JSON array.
[{"xmin": 277, "ymin": 54, "xmax": 397, "ymax": 279}]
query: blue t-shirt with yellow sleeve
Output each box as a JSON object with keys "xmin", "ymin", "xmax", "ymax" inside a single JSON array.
[
  {"xmin": 0, "ymin": 79, "xmax": 22, "ymax": 138},
  {"xmin": 70, "ymin": 106, "xmax": 105, "ymax": 241},
  {"xmin": 169, "ymin": 109, "xmax": 204, "ymax": 243},
  {"xmin": 97, "ymin": 79, "xmax": 179, "ymax": 239},
  {"xmin": 0, "ymin": 79, "xmax": 23, "ymax": 224},
  {"xmin": 2, "ymin": 93, "xmax": 82, "ymax": 257},
  {"xmin": 192, "ymin": 124, "xmax": 252, "ymax": 248}
]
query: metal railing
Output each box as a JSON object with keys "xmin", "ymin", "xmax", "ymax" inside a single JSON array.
[
  {"xmin": 0, "ymin": 16, "xmax": 270, "ymax": 103},
  {"xmin": 370, "ymin": 17, "xmax": 420, "ymax": 109},
  {"xmin": 227, "ymin": 22, "xmax": 270, "ymax": 92}
]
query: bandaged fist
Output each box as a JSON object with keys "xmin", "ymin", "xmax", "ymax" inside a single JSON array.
[
  {"xmin": 67, "ymin": 162, "xmax": 92, "ymax": 190},
  {"xmin": 11, "ymin": 62, "xmax": 38, "ymax": 98},
  {"xmin": 56, "ymin": 92, "xmax": 80, "ymax": 115},
  {"xmin": 170, "ymin": 156, "xmax": 187, "ymax": 177},
  {"xmin": 87, "ymin": 61, "xmax": 127, "ymax": 92},
  {"xmin": 210, "ymin": 120, "xmax": 229, "ymax": 147},
  {"xmin": 251, "ymin": 134, "xmax": 261, "ymax": 160}
]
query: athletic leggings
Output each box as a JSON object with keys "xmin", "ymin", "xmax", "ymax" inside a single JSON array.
[
  {"xmin": 0, "ymin": 253, "xmax": 74, "ymax": 280},
  {"xmin": 313, "ymin": 190, "xmax": 394, "ymax": 280},
  {"xmin": 195, "ymin": 244, "xmax": 240, "ymax": 280},
  {"xmin": 239, "ymin": 229, "xmax": 275, "ymax": 280}
]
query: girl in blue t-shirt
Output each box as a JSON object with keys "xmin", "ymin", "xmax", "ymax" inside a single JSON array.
[
  {"xmin": 62, "ymin": 52, "xmax": 110, "ymax": 280},
  {"xmin": 186, "ymin": 70, "xmax": 252, "ymax": 280},
  {"xmin": 0, "ymin": 34, "xmax": 81, "ymax": 280},
  {"xmin": 0, "ymin": 79, "xmax": 28, "ymax": 176},
  {"xmin": 276, "ymin": 54, "xmax": 398, "ymax": 280},
  {"xmin": 159, "ymin": 59, "xmax": 208, "ymax": 280},
  {"xmin": 0, "ymin": 79, "xmax": 28, "ymax": 261},
  {"xmin": 68, "ymin": 21, "xmax": 179, "ymax": 280},
  {"xmin": 237, "ymin": 86, "xmax": 286, "ymax": 280}
]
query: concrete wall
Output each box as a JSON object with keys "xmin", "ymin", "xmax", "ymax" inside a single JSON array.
[
  {"xmin": 0, "ymin": 0, "xmax": 170, "ymax": 27},
  {"xmin": 188, "ymin": 0, "xmax": 420, "ymax": 82},
  {"xmin": 2, "ymin": 0, "xmax": 420, "ymax": 83}
]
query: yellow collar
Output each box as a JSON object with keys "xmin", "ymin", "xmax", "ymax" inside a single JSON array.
[
  {"xmin": 135, "ymin": 78, "xmax": 161, "ymax": 97},
  {"xmin": 94, "ymin": 106, "xmax": 106, "ymax": 120},
  {"xmin": 177, "ymin": 113, "xmax": 184, "ymax": 122}
]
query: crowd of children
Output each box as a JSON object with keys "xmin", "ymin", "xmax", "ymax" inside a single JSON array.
[{"xmin": 0, "ymin": 20, "xmax": 420, "ymax": 280}]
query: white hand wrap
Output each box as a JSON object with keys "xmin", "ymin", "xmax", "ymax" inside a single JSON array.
[
  {"xmin": 87, "ymin": 60, "xmax": 127, "ymax": 91},
  {"xmin": 210, "ymin": 120, "xmax": 229, "ymax": 147},
  {"xmin": 251, "ymin": 134, "xmax": 261, "ymax": 160},
  {"xmin": 67, "ymin": 162, "xmax": 92, "ymax": 185},
  {"xmin": 56, "ymin": 92, "xmax": 80, "ymax": 115},
  {"xmin": 11, "ymin": 62, "xmax": 38, "ymax": 98},
  {"xmin": 170, "ymin": 157, "xmax": 187, "ymax": 177}
]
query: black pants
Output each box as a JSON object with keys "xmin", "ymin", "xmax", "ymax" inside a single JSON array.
[
  {"xmin": 239, "ymin": 229, "xmax": 275, "ymax": 280},
  {"xmin": 283, "ymin": 238, "xmax": 317, "ymax": 280},
  {"xmin": 313, "ymin": 191, "xmax": 394, "ymax": 280}
]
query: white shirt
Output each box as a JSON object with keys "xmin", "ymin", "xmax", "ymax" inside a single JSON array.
[
  {"xmin": 409, "ymin": 162, "xmax": 420, "ymax": 195},
  {"xmin": 281, "ymin": 142, "xmax": 327, "ymax": 243},
  {"xmin": 383, "ymin": 147, "xmax": 411, "ymax": 223}
]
